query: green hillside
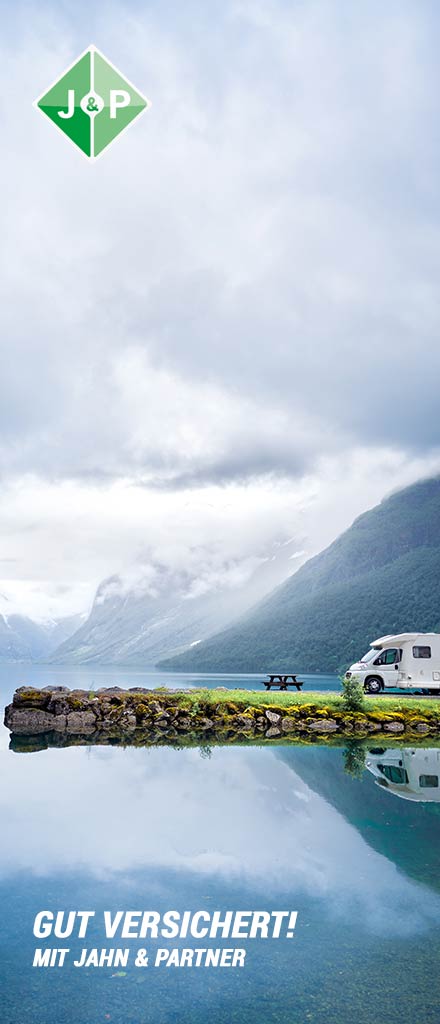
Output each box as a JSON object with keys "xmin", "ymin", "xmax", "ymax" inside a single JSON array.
[{"xmin": 158, "ymin": 476, "xmax": 440, "ymax": 674}]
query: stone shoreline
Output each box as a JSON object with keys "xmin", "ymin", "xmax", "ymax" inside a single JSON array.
[{"xmin": 4, "ymin": 685, "xmax": 440, "ymax": 750}]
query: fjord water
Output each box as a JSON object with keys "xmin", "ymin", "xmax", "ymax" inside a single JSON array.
[
  {"xmin": 2, "ymin": 668, "xmax": 440, "ymax": 1023},
  {"xmin": 0, "ymin": 663, "xmax": 341, "ymax": 694}
]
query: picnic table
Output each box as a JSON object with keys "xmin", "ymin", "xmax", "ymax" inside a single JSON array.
[{"xmin": 263, "ymin": 674, "xmax": 304, "ymax": 692}]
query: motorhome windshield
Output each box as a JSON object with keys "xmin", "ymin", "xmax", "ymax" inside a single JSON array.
[{"xmin": 360, "ymin": 649, "xmax": 379, "ymax": 663}]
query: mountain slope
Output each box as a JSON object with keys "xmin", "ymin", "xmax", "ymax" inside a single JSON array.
[
  {"xmin": 49, "ymin": 543, "xmax": 298, "ymax": 666},
  {"xmin": 159, "ymin": 476, "xmax": 440, "ymax": 673}
]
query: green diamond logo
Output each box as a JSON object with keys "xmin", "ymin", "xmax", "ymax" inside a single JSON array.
[{"xmin": 34, "ymin": 45, "xmax": 150, "ymax": 161}]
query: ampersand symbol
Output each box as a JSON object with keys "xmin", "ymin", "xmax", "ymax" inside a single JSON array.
[
  {"xmin": 87, "ymin": 96, "xmax": 99, "ymax": 111},
  {"xmin": 135, "ymin": 949, "xmax": 149, "ymax": 967}
]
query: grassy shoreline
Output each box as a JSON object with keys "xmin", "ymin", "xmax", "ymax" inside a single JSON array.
[{"xmin": 180, "ymin": 688, "xmax": 440, "ymax": 714}]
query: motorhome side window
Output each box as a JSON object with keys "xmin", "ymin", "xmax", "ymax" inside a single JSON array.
[
  {"xmin": 374, "ymin": 648, "xmax": 401, "ymax": 665},
  {"xmin": 412, "ymin": 646, "xmax": 432, "ymax": 659},
  {"xmin": 419, "ymin": 775, "xmax": 439, "ymax": 788}
]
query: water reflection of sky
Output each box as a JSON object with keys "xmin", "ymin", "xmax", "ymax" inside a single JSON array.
[{"xmin": 2, "ymin": 742, "xmax": 440, "ymax": 939}]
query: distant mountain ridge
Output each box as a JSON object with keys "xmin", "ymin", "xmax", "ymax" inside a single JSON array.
[
  {"xmin": 0, "ymin": 611, "xmax": 84, "ymax": 663},
  {"xmin": 158, "ymin": 476, "xmax": 440, "ymax": 674}
]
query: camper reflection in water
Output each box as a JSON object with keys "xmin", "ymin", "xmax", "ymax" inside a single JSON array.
[{"xmin": 366, "ymin": 748, "xmax": 440, "ymax": 802}]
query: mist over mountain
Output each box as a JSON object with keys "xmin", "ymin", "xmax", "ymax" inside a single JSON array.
[
  {"xmin": 49, "ymin": 540, "xmax": 300, "ymax": 666},
  {"xmin": 159, "ymin": 476, "xmax": 440, "ymax": 674}
]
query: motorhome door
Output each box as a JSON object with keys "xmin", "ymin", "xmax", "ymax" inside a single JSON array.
[{"xmin": 372, "ymin": 646, "xmax": 401, "ymax": 683}]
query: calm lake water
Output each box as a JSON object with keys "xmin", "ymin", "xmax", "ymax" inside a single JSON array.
[
  {"xmin": 1, "ymin": 665, "xmax": 440, "ymax": 1023},
  {"xmin": 0, "ymin": 663, "xmax": 341, "ymax": 694}
]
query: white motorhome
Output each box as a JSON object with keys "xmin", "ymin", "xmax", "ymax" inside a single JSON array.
[
  {"xmin": 346, "ymin": 632, "xmax": 440, "ymax": 694},
  {"xmin": 365, "ymin": 747, "xmax": 440, "ymax": 802}
]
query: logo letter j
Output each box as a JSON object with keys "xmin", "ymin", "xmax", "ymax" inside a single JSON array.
[{"xmin": 58, "ymin": 90, "xmax": 75, "ymax": 119}]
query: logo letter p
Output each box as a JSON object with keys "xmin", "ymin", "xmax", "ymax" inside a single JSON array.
[{"xmin": 109, "ymin": 90, "xmax": 131, "ymax": 119}]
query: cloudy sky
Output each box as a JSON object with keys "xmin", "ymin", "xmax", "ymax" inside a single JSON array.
[{"xmin": 1, "ymin": 0, "xmax": 440, "ymax": 619}]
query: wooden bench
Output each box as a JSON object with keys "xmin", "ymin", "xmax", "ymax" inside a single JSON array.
[{"xmin": 263, "ymin": 674, "xmax": 304, "ymax": 692}]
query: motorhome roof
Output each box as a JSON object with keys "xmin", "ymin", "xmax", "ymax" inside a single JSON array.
[{"xmin": 371, "ymin": 632, "xmax": 439, "ymax": 648}]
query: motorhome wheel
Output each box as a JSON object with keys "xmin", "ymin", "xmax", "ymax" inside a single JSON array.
[{"xmin": 364, "ymin": 676, "xmax": 382, "ymax": 694}]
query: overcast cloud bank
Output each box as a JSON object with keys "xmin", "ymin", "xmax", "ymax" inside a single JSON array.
[{"xmin": 1, "ymin": 0, "xmax": 440, "ymax": 614}]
